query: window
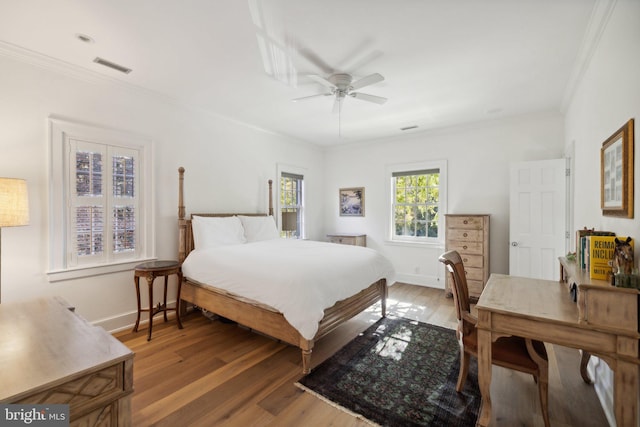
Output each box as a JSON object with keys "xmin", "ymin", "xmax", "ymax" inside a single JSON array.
[
  {"xmin": 69, "ymin": 139, "xmax": 139, "ymax": 265},
  {"xmin": 388, "ymin": 161, "xmax": 447, "ymax": 244},
  {"xmin": 280, "ymin": 172, "xmax": 304, "ymax": 238},
  {"xmin": 48, "ymin": 118, "xmax": 153, "ymax": 280}
]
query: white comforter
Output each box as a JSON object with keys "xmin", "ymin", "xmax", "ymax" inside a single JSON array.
[{"xmin": 181, "ymin": 239, "xmax": 396, "ymax": 340}]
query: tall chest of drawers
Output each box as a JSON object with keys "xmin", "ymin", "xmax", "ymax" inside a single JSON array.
[{"xmin": 444, "ymin": 214, "xmax": 490, "ymax": 299}]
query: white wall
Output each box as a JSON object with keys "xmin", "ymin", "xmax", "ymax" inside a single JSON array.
[
  {"xmin": 324, "ymin": 112, "xmax": 565, "ymax": 287},
  {"xmin": 0, "ymin": 53, "xmax": 324, "ymax": 330},
  {"xmin": 566, "ymin": 0, "xmax": 640, "ymax": 240},
  {"xmin": 564, "ymin": 1, "xmax": 640, "ymax": 424}
]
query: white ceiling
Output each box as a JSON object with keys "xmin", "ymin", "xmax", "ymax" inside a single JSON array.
[{"xmin": 0, "ymin": 0, "xmax": 598, "ymax": 146}]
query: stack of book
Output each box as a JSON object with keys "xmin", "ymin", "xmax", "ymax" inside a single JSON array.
[{"xmin": 576, "ymin": 228, "xmax": 634, "ymax": 281}]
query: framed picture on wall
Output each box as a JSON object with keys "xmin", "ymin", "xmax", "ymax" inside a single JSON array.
[
  {"xmin": 601, "ymin": 118, "xmax": 634, "ymax": 218},
  {"xmin": 339, "ymin": 187, "xmax": 365, "ymax": 217}
]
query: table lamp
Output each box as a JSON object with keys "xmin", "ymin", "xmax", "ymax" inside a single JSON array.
[
  {"xmin": 281, "ymin": 211, "xmax": 298, "ymax": 239},
  {"xmin": 0, "ymin": 178, "xmax": 29, "ymax": 303}
]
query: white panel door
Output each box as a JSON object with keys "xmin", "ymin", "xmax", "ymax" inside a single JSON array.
[{"xmin": 510, "ymin": 159, "xmax": 567, "ymax": 280}]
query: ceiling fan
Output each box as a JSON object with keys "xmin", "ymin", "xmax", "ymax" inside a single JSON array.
[{"xmin": 292, "ymin": 72, "xmax": 387, "ymax": 113}]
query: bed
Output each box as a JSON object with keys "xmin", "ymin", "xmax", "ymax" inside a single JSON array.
[{"xmin": 177, "ymin": 167, "xmax": 395, "ymax": 373}]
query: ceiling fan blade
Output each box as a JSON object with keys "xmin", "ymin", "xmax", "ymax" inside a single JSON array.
[
  {"xmin": 350, "ymin": 92, "xmax": 387, "ymax": 105},
  {"xmin": 307, "ymin": 74, "xmax": 336, "ymax": 89},
  {"xmin": 350, "ymin": 73, "xmax": 384, "ymax": 90},
  {"xmin": 343, "ymin": 50, "xmax": 383, "ymax": 74},
  {"xmin": 297, "ymin": 46, "xmax": 334, "ymax": 74},
  {"xmin": 333, "ymin": 39, "xmax": 383, "ymax": 73},
  {"xmin": 291, "ymin": 93, "xmax": 332, "ymax": 102}
]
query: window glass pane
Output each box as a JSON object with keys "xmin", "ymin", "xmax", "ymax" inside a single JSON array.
[
  {"xmin": 76, "ymin": 206, "xmax": 103, "ymax": 256},
  {"xmin": 427, "ymin": 206, "xmax": 438, "ymax": 237},
  {"xmin": 76, "ymin": 152, "xmax": 102, "ymax": 196},
  {"xmin": 393, "ymin": 170, "xmax": 440, "ymax": 239},
  {"xmin": 113, "ymin": 205, "xmax": 135, "ymax": 252},
  {"xmin": 113, "ymin": 156, "xmax": 135, "ymax": 198},
  {"xmin": 427, "ymin": 187, "xmax": 439, "ymax": 203},
  {"xmin": 280, "ymin": 173, "xmax": 303, "ymax": 238}
]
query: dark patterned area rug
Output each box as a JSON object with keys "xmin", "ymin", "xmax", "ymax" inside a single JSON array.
[{"xmin": 296, "ymin": 317, "xmax": 480, "ymax": 427}]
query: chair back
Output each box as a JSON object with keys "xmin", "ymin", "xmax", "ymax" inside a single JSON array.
[{"xmin": 438, "ymin": 250, "xmax": 472, "ymax": 321}]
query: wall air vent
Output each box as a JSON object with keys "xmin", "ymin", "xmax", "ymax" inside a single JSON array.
[{"xmin": 93, "ymin": 57, "xmax": 132, "ymax": 74}]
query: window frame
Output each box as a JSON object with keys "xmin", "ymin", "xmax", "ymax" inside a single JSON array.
[
  {"xmin": 276, "ymin": 164, "xmax": 306, "ymax": 239},
  {"xmin": 386, "ymin": 160, "xmax": 447, "ymax": 246},
  {"xmin": 48, "ymin": 117, "xmax": 155, "ymax": 281}
]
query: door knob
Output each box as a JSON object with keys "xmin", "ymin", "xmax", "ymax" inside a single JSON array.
[{"xmin": 511, "ymin": 242, "xmax": 518, "ymax": 247}]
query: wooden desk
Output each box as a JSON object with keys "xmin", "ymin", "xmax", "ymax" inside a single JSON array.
[
  {"xmin": 476, "ymin": 274, "xmax": 639, "ymax": 427},
  {"xmin": 0, "ymin": 297, "xmax": 134, "ymax": 426}
]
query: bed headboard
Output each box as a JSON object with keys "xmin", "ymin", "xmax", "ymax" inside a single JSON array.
[{"xmin": 177, "ymin": 167, "xmax": 273, "ymax": 262}]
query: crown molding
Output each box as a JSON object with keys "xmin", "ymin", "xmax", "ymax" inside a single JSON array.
[
  {"xmin": 561, "ymin": 0, "xmax": 617, "ymax": 111},
  {"xmin": 0, "ymin": 40, "xmax": 310, "ymax": 145}
]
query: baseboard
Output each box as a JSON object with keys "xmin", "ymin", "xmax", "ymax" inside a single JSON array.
[
  {"xmin": 94, "ymin": 310, "xmax": 141, "ymax": 333},
  {"xmin": 93, "ymin": 299, "xmax": 184, "ymax": 333},
  {"xmin": 394, "ymin": 273, "xmax": 444, "ymax": 289}
]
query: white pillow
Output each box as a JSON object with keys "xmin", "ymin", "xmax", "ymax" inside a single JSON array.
[
  {"xmin": 238, "ymin": 215, "xmax": 280, "ymax": 242},
  {"xmin": 191, "ymin": 215, "xmax": 246, "ymax": 249}
]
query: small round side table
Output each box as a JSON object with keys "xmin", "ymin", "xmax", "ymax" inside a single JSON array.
[{"xmin": 133, "ymin": 260, "xmax": 184, "ymax": 341}]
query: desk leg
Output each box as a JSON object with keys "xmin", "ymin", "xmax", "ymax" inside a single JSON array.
[
  {"xmin": 477, "ymin": 327, "xmax": 492, "ymax": 427},
  {"xmin": 614, "ymin": 360, "xmax": 638, "ymax": 426}
]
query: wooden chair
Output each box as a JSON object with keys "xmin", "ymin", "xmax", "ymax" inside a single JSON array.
[{"xmin": 439, "ymin": 250, "xmax": 550, "ymax": 427}]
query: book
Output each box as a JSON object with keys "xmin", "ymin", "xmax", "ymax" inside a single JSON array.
[
  {"xmin": 576, "ymin": 229, "xmax": 614, "ymax": 270},
  {"xmin": 588, "ymin": 235, "xmax": 634, "ymax": 280}
]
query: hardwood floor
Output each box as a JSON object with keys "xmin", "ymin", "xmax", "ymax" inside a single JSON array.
[{"xmin": 115, "ymin": 283, "xmax": 609, "ymax": 426}]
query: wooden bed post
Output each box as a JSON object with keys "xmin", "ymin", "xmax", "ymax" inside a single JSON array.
[
  {"xmin": 268, "ymin": 179, "xmax": 273, "ymax": 217},
  {"xmin": 178, "ymin": 167, "xmax": 188, "ymax": 264},
  {"xmin": 178, "ymin": 167, "xmax": 185, "ymax": 221}
]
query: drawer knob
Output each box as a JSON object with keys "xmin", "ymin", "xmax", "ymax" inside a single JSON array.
[
  {"xmin": 463, "ymin": 220, "xmax": 468, "ymax": 224},
  {"xmin": 463, "ymin": 258, "xmax": 468, "ymax": 262},
  {"xmin": 463, "ymin": 245, "xmax": 468, "ymax": 250},
  {"xmin": 463, "ymin": 232, "xmax": 468, "ymax": 237}
]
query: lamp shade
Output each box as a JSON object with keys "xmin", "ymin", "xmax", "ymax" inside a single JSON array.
[
  {"xmin": 282, "ymin": 211, "xmax": 298, "ymax": 232},
  {"xmin": 0, "ymin": 178, "xmax": 29, "ymax": 227}
]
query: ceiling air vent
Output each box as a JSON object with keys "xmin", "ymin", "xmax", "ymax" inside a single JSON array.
[{"xmin": 93, "ymin": 57, "xmax": 132, "ymax": 74}]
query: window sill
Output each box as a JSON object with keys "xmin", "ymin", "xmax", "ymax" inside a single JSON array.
[
  {"xmin": 385, "ymin": 239, "xmax": 445, "ymax": 249},
  {"xmin": 47, "ymin": 258, "xmax": 157, "ymax": 282}
]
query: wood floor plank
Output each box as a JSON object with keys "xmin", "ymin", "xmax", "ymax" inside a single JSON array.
[
  {"xmin": 116, "ymin": 282, "xmax": 610, "ymax": 426},
  {"xmin": 134, "ymin": 340, "xmax": 287, "ymax": 426}
]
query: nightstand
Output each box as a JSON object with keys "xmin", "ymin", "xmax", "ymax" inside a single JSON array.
[
  {"xmin": 133, "ymin": 260, "xmax": 184, "ymax": 340},
  {"xmin": 327, "ymin": 233, "xmax": 366, "ymax": 247}
]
